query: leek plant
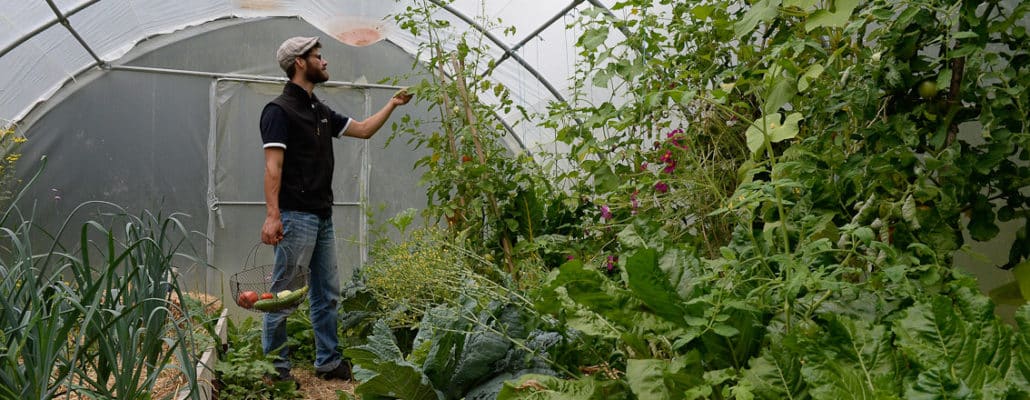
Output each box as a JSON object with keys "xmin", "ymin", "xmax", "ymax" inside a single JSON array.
[{"xmin": 0, "ymin": 165, "xmax": 204, "ymax": 399}]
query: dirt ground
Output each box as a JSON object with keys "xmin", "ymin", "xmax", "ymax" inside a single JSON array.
[{"xmin": 290, "ymin": 368, "xmax": 358, "ymax": 399}]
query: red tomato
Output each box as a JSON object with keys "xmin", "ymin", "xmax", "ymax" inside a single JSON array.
[
  {"xmin": 260, "ymin": 292, "xmax": 274, "ymax": 300},
  {"xmin": 462, "ymin": 155, "xmax": 472, "ymax": 163},
  {"xmin": 237, "ymin": 291, "xmax": 258, "ymax": 309}
]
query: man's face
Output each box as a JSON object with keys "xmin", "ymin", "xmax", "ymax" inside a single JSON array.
[{"xmin": 302, "ymin": 49, "xmax": 329, "ymax": 83}]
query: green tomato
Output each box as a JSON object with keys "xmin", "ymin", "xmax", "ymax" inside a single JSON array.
[
  {"xmin": 1015, "ymin": 260, "xmax": 1030, "ymax": 301},
  {"xmin": 918, "ymin": 80, "xmax": 938, "ymax": 100}
]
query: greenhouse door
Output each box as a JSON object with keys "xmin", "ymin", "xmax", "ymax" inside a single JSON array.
[{"xmin": 206, "ymin": 79, "xmax": 370, "ymax": 302}]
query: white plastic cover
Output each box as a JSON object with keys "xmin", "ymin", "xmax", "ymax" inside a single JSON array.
[{"xmin": 1, "ymin": 0, "xmax": 622, "ymax": 151}]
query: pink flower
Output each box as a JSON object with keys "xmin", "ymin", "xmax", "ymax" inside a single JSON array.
[
  {"xmin": 605, "ymin": 255, "xmax": 619, "ymax": 274},
  {"xmin": 600, "ymin": 205, "xmax": 612, "ymax": 221},
  {"xmin": 640, "ymin": 162, "xmax": 648, "ymax": 171},
  {"xmin": 566, "ymin": 255, "xmax": 575, "ymax": 261},
  {"xmin": 655, "ymin": 181, "xmax": 669, "ymax": 193},
  {"xmin": 660, "ymin": 150, "xmax": 673, "ymax": 164},
  {"xmin": 663, "ymin": 161, "xmax": 676, "ymax": 174},
  {"xmin": 631, "ymin": 191, "xmax": 639, "ymax": 215}
]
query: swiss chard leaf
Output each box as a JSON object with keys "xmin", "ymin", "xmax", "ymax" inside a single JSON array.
[
  {"xmin": 738, "ymin": 337, "xmax": 808, "ymax": 399},
  {"xmin": 625, "ymin": 353, "xmax": 705, "ymax": 400},
  {"xmin": 801, "ymin": 315, "xmax": 903, "ymax": 399},
  {"xmin": 893, "ymin": 292, "xmax": 1016, "ymax": 397},
  {"xmin": 625, "ymin": 249, "xmax": 691, "ymax": 327},
  {"xmin": 496, "ymin": 373, "xmax": 627, "ymax": 400}
]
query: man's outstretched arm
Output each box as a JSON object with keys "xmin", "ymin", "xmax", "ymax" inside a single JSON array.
[{"xmin": 342, "ymin": 92, "xmax": 413, "ymax": 139}]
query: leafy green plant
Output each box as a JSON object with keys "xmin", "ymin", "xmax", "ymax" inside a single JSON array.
[
  {"xmin": 389, "ymin": 0, "xmax": 578, "ymax": 283},
  {"xmin": 344, "ymin": 295, "xmax": 575, "ymax": 400},
  {"xmin": 378, "ymin": 0, "xmax": 1030, "ymax": 398},
  {"xmin": 216, "ymin": 317, "xmax": 301, "ymax": 400}
]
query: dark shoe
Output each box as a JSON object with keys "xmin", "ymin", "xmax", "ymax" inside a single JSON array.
[
  {"xmin": 316, "ymin": 360, "xmax": 352, "ymax": 381},
  {"xmin": 267, "ymin": 367, "xmax": 301, "ymax": 389}
]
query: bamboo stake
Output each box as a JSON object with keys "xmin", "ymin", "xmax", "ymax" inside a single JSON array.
[
  {"xmin": 433, "ymin": 45, "xmax": 466, "ymax": 230},
  {"xmin": 450, "ymin": 54, "xmax": 516, "ymax": 277}
]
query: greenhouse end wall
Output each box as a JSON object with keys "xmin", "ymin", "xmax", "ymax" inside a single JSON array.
[{"xmin": 13, "ymin": 17, "xmax": 434, "ymax": 306}]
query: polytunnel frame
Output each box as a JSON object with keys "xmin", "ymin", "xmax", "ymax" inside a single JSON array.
[{"xmin": 6, "ymin": 0, "xmax": 628, "ymax": 146}]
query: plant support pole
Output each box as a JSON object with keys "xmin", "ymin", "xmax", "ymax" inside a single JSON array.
[{"xmin": 451, "ymin": 55, "xmax": 516, "ymax": 276}]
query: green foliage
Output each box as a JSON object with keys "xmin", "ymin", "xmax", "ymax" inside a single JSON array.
[
  {"xmin": 344, "ymin": 320, "xmax": 444, "ymax": 400},
  {"xmin": 389, "ymin": 0, "xmax": 578, "ymax": 283},
  {"xmin": 386, "ymin": 0, "xmax": 1030, "ymax": 398},
  {"xmin": 345, "ymin": 295, "xmax": 574, "ymax": 400},
  {"xmin": 0, "ymin": 196, "xmax": 205, "ymax": 399},
  {"xmin": 0, "ymin": 121, "xmax": 26, "ymax": 208},
  {"xmin": 496, "ymin": 374, "xmax": 628, "ymax": 400},
  {"xmin": 364, "ymin": 226, "xmax": 468, "ymax": 326},
  {"xmin": 216, "ymin": 317, "xmax": 301, "ymax": 400}
]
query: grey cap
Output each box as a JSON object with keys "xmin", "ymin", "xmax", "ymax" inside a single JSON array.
[{"xmin": 276, "ymin": 36, "xmax": 319, "ymax": 71}]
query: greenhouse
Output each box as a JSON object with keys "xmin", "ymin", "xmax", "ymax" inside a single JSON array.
[{"xmin": 1, "ymin": 0, "xmax": 1028, "ymax": 398}]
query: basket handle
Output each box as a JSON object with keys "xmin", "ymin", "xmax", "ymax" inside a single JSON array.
[
  {"xmin": 244, "ymin": 242, "xmax": 300, "ymax": 269},
  {"xmin": 243, "ymin": 242, "xmax": 271, "ymax": 269}
]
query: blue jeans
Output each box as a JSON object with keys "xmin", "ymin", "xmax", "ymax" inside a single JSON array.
[{"xmin": 262, "ymin": 210, "xmax": 342, "ymax": 373}]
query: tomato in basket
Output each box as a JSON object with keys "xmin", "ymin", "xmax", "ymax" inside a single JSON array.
[{"xmin": 237, "ymin": 291, "xmax": 259, "ymax": 309}]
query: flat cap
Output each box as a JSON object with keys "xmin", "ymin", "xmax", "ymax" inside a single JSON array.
[{"xmin": 276, "ymin": 36, "xmax": 319, "ymax": 71}]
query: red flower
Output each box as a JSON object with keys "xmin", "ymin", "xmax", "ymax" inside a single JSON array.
[
  {"xmin": 655, "ymin": 181, "xmax": 669, "ymax": 193},
  {"xmin": 660, "ymin": 150, "xmax": 673, "ymax": 164}
]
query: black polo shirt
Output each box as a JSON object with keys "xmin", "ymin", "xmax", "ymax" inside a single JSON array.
[{"xmin": 260, "ymin": 82, "xmax": 351, "ymax": 218}]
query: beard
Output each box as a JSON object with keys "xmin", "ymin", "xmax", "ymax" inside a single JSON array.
[{"xmin": 306, "ymin": 67, "xmax": 329, "ymax": 84}]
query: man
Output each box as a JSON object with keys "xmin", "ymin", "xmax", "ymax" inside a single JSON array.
[{"xmin": 259, "ymin": 36, "xmax": 412, "ymax": 384}]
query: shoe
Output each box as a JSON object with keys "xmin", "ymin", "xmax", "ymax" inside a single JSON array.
[
  {"xmin": 267, "ymin": 367, "xmax": 301, "ymax": 389},
  {"xmin": 316, "ymin": 360, "xmax": 352, "ymax": 381}
]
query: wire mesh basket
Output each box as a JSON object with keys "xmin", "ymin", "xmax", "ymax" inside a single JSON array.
[{"xmin": 230, "ymin": 244, "xmax": 309, "ymax": 313}]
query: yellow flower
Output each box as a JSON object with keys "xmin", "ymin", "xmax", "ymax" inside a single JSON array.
[
  {"xmin": 13, "ymin": 137, "xmax": 26, "ymax": 144},
  {"xmin": 5, "ymin": 154, "xmax": 19, "ymax": 162}
]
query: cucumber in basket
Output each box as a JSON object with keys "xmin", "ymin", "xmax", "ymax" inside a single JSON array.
[{"xmin": 253, "ymin": 285, "xmax": 309, "ymax": 312}]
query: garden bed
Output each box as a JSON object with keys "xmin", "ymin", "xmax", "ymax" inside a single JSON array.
[{"xmin": 56, "ymin": 292, "xmax": 227, "ymax": 400}]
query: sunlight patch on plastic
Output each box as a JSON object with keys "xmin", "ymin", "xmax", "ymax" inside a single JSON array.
[
  {"xmin": 324, "ymin": 17, "xmax": 389, "ymax": 47},
  {"xmin": 234, "ymin": 0, "xmax": 282, "ymax": 11}
]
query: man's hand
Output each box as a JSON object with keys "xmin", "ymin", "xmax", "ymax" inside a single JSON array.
[
  {"xmin": 390, "ymin": 89, "xmax": 413, "ymax": 106},
  {"xmin": 261, "ymin": 215, "xmax": 284, "ymax": 245}
]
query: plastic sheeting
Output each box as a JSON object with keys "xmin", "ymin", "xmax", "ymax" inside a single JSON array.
[{"xmin": 1, "ymin": 0, "xmax": 621, "ymax": 149}]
